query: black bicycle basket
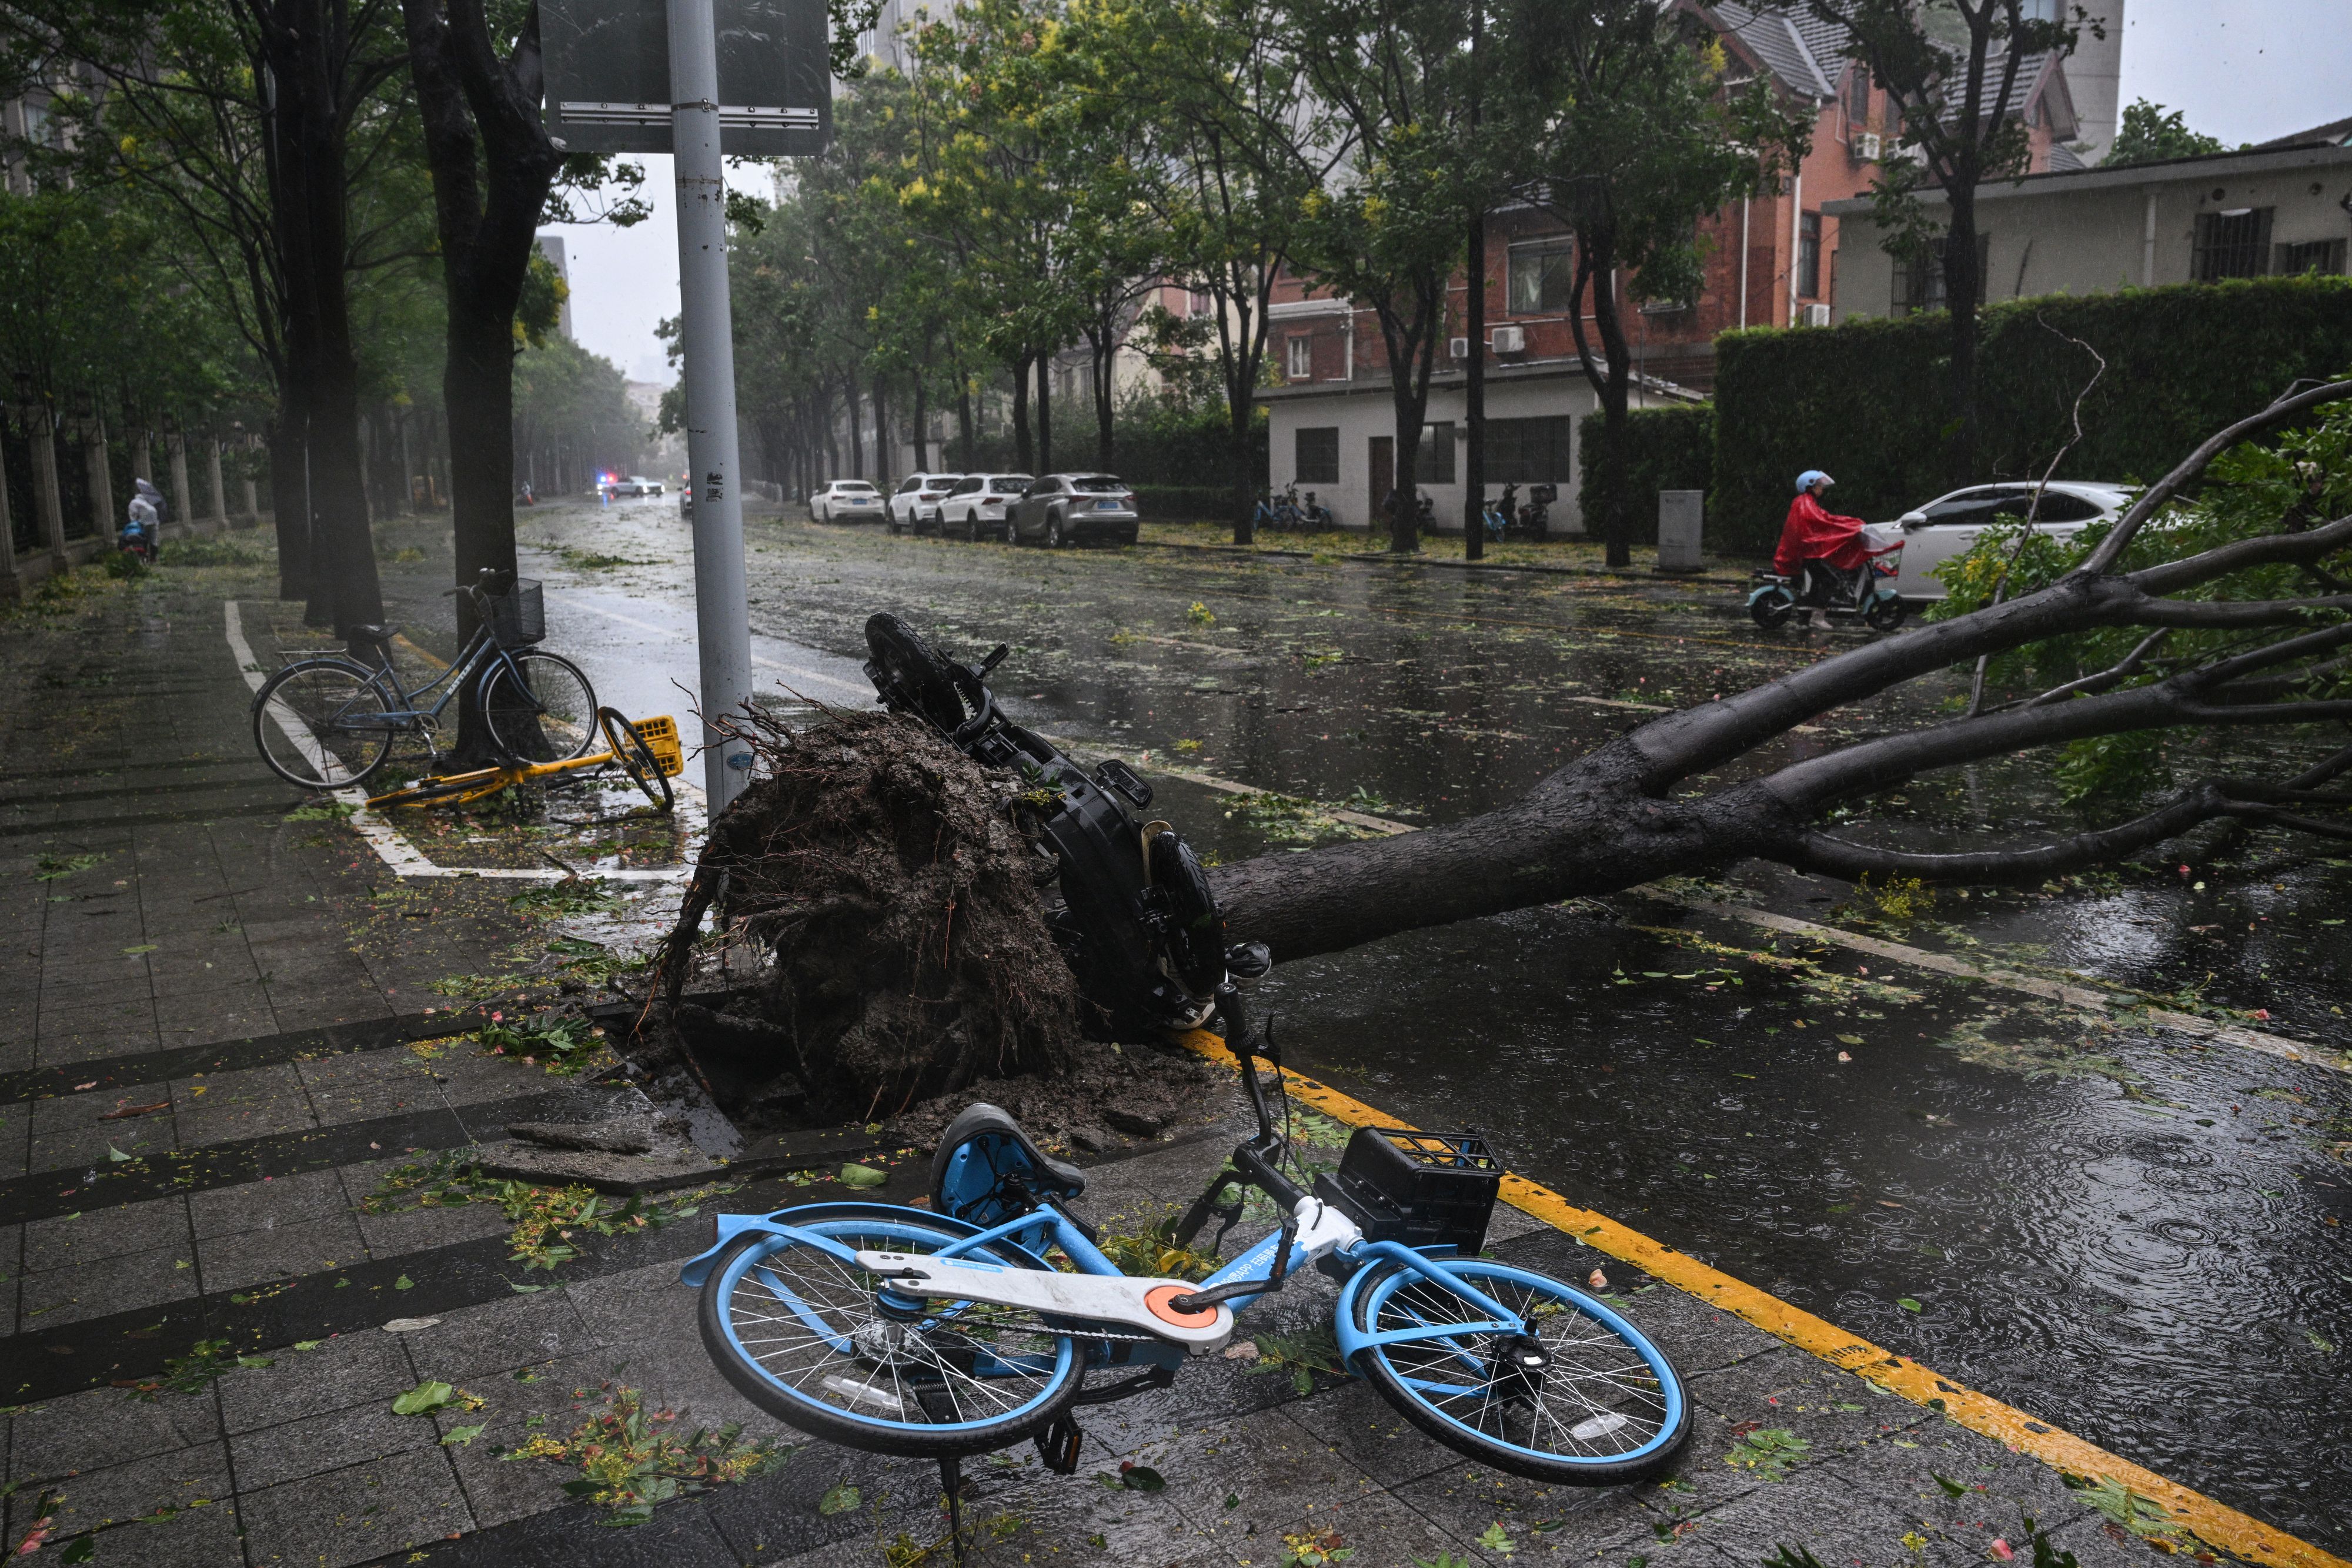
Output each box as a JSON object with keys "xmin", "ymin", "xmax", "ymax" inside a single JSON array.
[
  {"xmin": 1312, "ymin": 1127, "xmax": 1504, "ymax": 1253},
  {"xmin": 487, "ymin": 579, "xmax": 546, "ymax": 647}
]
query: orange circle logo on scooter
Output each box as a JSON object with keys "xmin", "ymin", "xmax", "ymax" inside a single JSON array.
[{"xmin": 1143, "ymin": 1284, "xmax": 1220, "ymax": 1328}]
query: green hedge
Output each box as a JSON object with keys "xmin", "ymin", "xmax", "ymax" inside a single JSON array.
[
  {"xmin": 1576, "ymin": 404, "xmax": 1715, "ymax": 546},
  {"xmin": 1709, "ymin": 273, "xmax": 2352, "ymax": 555}
]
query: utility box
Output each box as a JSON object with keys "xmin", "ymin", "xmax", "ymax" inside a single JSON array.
[{"xmin": 1657, "ymin": 490, "xmax": 1705, "ymax": 573}]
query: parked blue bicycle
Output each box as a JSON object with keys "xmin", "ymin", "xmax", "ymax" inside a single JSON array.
[
  {"xmin": 681, "ymin": 986, "xmax": 1689, "ymax": 1495},
  {"xmin": 250, "ymin": 569, "xmax": 597, "ymax": 790}
]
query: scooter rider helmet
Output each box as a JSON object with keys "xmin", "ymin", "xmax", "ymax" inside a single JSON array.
[{"xmin": 1795, "ymin": 469, "xmax": 1833, "ymax": 493}]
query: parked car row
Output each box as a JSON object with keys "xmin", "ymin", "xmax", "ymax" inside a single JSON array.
[{"xmin": 810, "ymin": 472, "xmax": 1140, "ymax": 547}]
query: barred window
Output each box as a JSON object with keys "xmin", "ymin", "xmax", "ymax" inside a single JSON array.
[
  {"xmin": 2193, "ymin": 208, "xmax": 2273, "ymax": 281},
  {"xmin": 1416, "ymin": 422, "xmax": 1455, "ymax": 486},
  {"xmin": 2276, "ymin": 238, "xmax": 2346, "ymax": 276},
  {"xmin": 1890, "ymin": 233, "xmax": 1990, "ymax": 316},
  {"xmin": 1485, "ymin": 416, "xmax": 1573, "ymax": 483},
  {"xmin": 1295, "ymin": 427, "xmax": 1339, "ymax": 486}
]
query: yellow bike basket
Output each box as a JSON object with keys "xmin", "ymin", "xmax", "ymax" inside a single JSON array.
[{"xmin": 629, "ymin": 715, "xmax": 686, "ymax": 778}]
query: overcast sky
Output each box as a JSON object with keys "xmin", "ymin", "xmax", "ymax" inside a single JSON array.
[{"xmin": 552, "ymin": 0, "xmax": 2352, "ymax": 387}]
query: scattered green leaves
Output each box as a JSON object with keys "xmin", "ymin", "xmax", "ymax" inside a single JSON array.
[
  {"xmin": 1241, "ymin": 1328, "xmax": 1348, "ymax": 1396},
  {"xmin": 362, "ymin": 1151, "xmax": 728, "ymax": 1272},
  {"xmin": 502, "ymin": 1382, "xmax": 784, "ymax": 1527},
  {"xmin": 32, "ymin": 852, "xmax": 105, "ymax": 881},
  {"xmin": 817, "ymin": 1483, "xmax": 862, "ymax": 1516},
  {"xmin": 1723, "ymin": 1427, "xmax": 1810, "ymax": 1482}
]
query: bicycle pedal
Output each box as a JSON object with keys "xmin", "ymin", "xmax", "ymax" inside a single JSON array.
[{"xmin": 1033, "ymin": 1415, "xmax": 1083, "ymax": 1476}]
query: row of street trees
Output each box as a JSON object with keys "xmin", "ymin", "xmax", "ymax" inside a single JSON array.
[{"xmin": 731, "ymin": 0, "xmax": 2094, "ymax": 563}]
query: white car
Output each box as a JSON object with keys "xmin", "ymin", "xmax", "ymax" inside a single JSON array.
[
  {"xmin": 938, "ymin": 473, "xmax": 1035, "ymax": 541},
  {"xmin": 809, "ymin": 480, "xmax": 883, "ymax": 522},
  {"xmin": 608, "ymin": 474, "xmax": 664, "ymax": 497},
  {"xmin": 1887, "ymin": 480, "xmax": 2133, "ymax": 601},
  {"xmin": 887, "ymin": 473, "xmax": 966, "ymax": 536}
]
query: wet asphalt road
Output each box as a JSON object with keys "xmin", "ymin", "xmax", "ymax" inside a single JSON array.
[{"xmin": 367, "ymin": 496, "xmax": 2352, "ymax": 1549}]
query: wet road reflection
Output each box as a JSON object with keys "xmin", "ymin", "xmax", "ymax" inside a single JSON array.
[{"xmin": 366, "ymin": 499, "xmax": 2351, "ymax": 1546}]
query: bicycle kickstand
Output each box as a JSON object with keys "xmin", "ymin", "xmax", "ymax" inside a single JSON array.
[{"xmin": 939, "ymin": 1454, "xmax": 965, "ymax": 1562}]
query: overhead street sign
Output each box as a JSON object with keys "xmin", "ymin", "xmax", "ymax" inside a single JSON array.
[{"xmin": 541, "ymin": 0, "xmax": 830, "ymax": 157}]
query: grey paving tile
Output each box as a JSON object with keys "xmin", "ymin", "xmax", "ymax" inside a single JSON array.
[
  {"xmin": 299, "ymin": 1047, "xmax": 441, "ymax": 1125},
  {"xmin": 189, "ymin": 1166, "xmax": 353, "ymax": 1241},
  {"xmin": 1388, "ymin": 1453, "xmax": 1656, "ymax": 1559},
  {"xmin": 229, "ymin": 1395, "xmax": 440, "ymax": 1490},
  {"xmin": 427, "ymin": 1352, "xmax": 615, "ymax": 1529},
  {"xmin": 5, "ymin": 1440, "xmax": 240, "ymax": 1568},
  {"xmin": 155, "ymin": 990, "xmax": 282, "ymax": 1048},
  {"xmin": 351, "ymin": 1194, "xmax": 512, "ymax": 1256},
  {"xmin": 28, "ymin": 1114, "xmax": 179, "ymax": 1175},
  {"xmin": 402, "ymin": 1290, "xmax": 603, "ymax": 1386},
  {"xmin": 218, "ymin": 1330, "xmax": 420, "ymax": 1435},
  {"xmin": 23, "ymin": 1196, "xmax": 192, "ymax": 1273},
  {"xmin": 236, "ymin": 1445, "xmax": 474, "ymax": 1568},
  {"xmin": 28, "ymin": 1083, "xmax": 173, "ymax": 1139},
  {"xmin": 31, "ymin": 1019, "xmax": 165, "ymax": 1068},
  {"xmin": 169, "ymin": 1061, "xmax": 314, "ymax": 1145},
  {"xmin": 423, "ymin": 1047, "xmax": 554, "ymax": 1108},
  {"xmin": 20, "ymin": 1242, "xmax": 199, "ymax": 1328},
  {"xmin": 5, "ymin": 1384, "xmax": 220, "ymax": 1483},
  {"xmin": 198, "ymin": 1210, "xmax": 369, "ymax": 1292},
  {"xmin": 1274, "ymin": 1376, "xmax": 1472, "ymax": 1491},
  {"xmin": 0, "ymin": 1098, "xmax": 28, "ymax": 1177}
]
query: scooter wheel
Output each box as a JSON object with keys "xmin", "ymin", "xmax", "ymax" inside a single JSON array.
[
  {"xmin": 1864, "ymin": 596, "xmax": 1910, "ymax": 633},
  {"xmin": 1749, "ymin": 593, "xmax": 1796, "ymax": 630}
]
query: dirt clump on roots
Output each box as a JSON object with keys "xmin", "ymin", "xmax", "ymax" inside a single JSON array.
[{"xmin": 655, "ymin": 707, "xmax": 1085, "ymax": 1123}]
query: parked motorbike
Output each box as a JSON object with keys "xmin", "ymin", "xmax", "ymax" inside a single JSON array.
[
  {"xmin": 1749, "ymin": 533, "xmax": 1908, "ymax": 632},
  {"xmin": 1479, "ymin": 482, "xmax": 1517, "ymax": 542},
  {"xmin": 863, "ymin": 613, "xmax": 1269, "ymax": 1034},
  {"xmin": 1515, "ymin": 483, "xmax": 1555, "ymax": 541},
  {"xmin": 1298, "ymin": 489, "xmax": 1334, "ymax": 529}
]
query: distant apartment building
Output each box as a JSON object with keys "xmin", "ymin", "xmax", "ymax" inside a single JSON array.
[
  {"xmin": 1261, "ymin": 3, "xmax": 2084, "ymax": 533},
  {"xmin": 534, "ymin": 235, "xmax": 575, "ymax": 340}
]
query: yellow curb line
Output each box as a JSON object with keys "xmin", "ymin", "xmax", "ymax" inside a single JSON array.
[{"xmin": 1171, "ymin": 1027, "xmax": 2346, "ymax": 1568}]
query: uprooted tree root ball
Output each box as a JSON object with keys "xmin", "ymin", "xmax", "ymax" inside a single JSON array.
[{"xmin": 652, "ymin": 707, "xmax": 1087, "ymax": 1122}]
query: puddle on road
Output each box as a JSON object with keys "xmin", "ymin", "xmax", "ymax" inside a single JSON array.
[{"xmin": 343, "ymin": 500, "xmax": 2352, "ymax": 1548}]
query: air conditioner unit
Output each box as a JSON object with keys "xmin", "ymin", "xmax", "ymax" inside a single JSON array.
[
  {"xmin": 1852, "ymin": 131, "xmax": 1882, "ymax": 162},
  {"xmin": 1489, "ymin": 325, "xmax": 1527, "ymax": 354},
  {"xmin": 1802, "ymin": 302, "xmax": 1832, "ymax": 327},
  {"xmin": 1448, "ymin": 337, "xmax": 1470, "ymax": 361}
]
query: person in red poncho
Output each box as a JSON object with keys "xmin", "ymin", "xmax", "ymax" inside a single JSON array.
[{"xmin": 1775, "ymin": 471, "xmax": 1895, "ymax": 627}]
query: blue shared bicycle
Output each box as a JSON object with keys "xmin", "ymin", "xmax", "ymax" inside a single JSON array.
[{"xmin": 680, "ymin": 987, "xmax": 1689, "ymax": 1496}]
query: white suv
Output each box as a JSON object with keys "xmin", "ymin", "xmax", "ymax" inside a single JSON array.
[
  {"xmin": 887, "ymin": 473, "xmax": 965, "ymax": 535},
  {"xmin": 809, "ymin": 480, "xmax": 883, "ymax": 522},
  {"xmin": 939, "ymin": 473, "xmax": 1035, "ymax": 541},
  {"xmin": 1887, "ymin": 480, "xmax": 2133, "ymax": 600}
]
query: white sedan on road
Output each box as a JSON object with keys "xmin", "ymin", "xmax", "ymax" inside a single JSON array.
[
  {"xmin": 1887, "ymin": 480, "xmax": 2133, "ymax": 601},
  {"xmin": 809, "ymin": 480, "xmax": 884, "ymax": 523}
]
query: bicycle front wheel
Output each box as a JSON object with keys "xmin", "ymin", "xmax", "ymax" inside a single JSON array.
[
  {"xmin": 253, "ymin": 660, "xmax": 399, "ymax": 789},
  {"xmin": 1350, "ymin": 1256, "xmax": 1689, "ymax": 1485},
  {"xmin": 480, "ymin": 649, "xmax": 597, "ymax": 763},
  {"xmin": 697, "ymin": 1204, "xmax": 1085, "ymax": 1459},
  {"xmin": 599, "ymin": 708, "xmax": 673, "ymax": 813}
]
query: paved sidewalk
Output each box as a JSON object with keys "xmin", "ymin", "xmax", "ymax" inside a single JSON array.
[{"xmin": 0, "ymin": 560, "xmax": 2262, "ymax": 1567}]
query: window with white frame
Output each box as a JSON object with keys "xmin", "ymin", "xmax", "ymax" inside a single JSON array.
[
  {"xmin": 1285, "ymin": 334, "xmax": 1314, "ymax": 381},
  {"xmin": 1506, "ymin": 242, "xmax": 1576, "ymax": 313}
]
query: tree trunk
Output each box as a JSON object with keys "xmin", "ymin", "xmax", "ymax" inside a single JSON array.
[
  {"xmin": 956, "ymin": 370, "xmax": 975, "ymax": 471},
  {"xmin": 843, "ymin": 368, "xmax": 862, "ymax": 480},
  {"xmin": 399, "ymin": 0, "xmax": 567, "ymax": 759},
  {"xmin": 873, "ymin": 375, "xmax": 892, "ymax": 487},
  {"xmin": 910, "ymin": 374, "xmax": 928, "ymax": 472},
  {"xmin": 1379, "ymin": 291, "xmax": 1440, "ymax": 556},
  {"xmin": 1943, "ymin": 183, "xmax": 1982, "ymax": 487},
  {"xmin": 266, "ymin": 406, "xmax": 310, "ymax": 596},
  {"xmin": 1463, "ymin": 213, "xmax": 1486, "ymax": 562},
  {"xmin": 1035, "ymin": 355, "xmax": 1053, "ymax": 475},
  {"xmin": 1091, "ymin": 329, "xmax": 1114, "ymax": 470},
  {"xmin": 1011, "ymin": 355, "xmax": 1034, "ymax": 475}
]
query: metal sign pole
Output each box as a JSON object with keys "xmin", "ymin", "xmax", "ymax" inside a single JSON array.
[{"xmin": 668, "ymin": 0, "xmax": 753, "ymax": 810}]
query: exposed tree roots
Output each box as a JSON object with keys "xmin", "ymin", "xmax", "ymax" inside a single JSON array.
[{"xmin": 652, "ymin": 707, "xmax": 1084, "ymax": 1123}]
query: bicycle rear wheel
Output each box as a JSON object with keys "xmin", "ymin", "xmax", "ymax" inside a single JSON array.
[
  {"xmin": 599, "ymin": 708, "xmax": 674, "ymax": 813},
  {"xmin": 253, "ymin": 659, "xmax": 399, "ymax": 789},
  {"xmin": 697, "ymin": 1204, "xmax": 1085, "ymax": 1458},
  {"xmin": 480, "ymin": 649, "xmax": 597, "ymax": 763},
  {"xmin": 1349, "ymin": 1256, "xmax": 1689, "ymax": 1485}
]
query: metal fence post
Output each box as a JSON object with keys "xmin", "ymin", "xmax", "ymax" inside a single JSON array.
[{"xmin": 669, "ymin": 0, "xmax": 754, "ymax": 811}]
